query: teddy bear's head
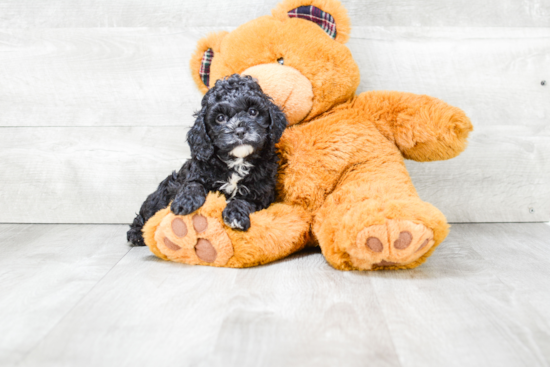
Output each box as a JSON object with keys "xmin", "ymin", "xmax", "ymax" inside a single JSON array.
[{"xmin": 190, "ymin": 0, "xmax": 360, "ymax": 126}]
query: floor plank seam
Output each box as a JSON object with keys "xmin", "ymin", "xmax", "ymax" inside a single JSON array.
[
  {"xmin": 369, "ymin": 277, "xmax": 405, "ymax": 367},
  {"xmin": 0, "ymin": 224, "xmax": 33, "ymax": 242},
  {"xmin": 16, "ymin": 244, "xmax": 133, "ymax": 364}
]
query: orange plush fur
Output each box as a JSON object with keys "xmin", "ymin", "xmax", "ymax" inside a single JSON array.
[{"xmin": 143, "ymin": 0, "xmax": 473, "ymax": 270}]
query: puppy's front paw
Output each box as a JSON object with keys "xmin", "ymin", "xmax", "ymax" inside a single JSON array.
[
  {"xmin": 171, "ymin": 194, "xmax": 205, "ymax": 216},
  {"xmin": 222, "ymin": 205, "xmax": 251, "ymax": 231}
]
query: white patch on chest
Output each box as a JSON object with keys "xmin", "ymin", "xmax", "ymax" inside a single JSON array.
[
  {"xmin": 230, "ymin": 144, "xmax": 254, "ymax": 158},
  {"xmin": 218, "ymin": 156, "xmax": 254, "ymax": 200}
]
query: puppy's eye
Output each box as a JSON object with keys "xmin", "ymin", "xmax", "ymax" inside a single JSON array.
[
  {"xmin": 277, "ymin": 58, "xmax": 284, "ymax": 65},
  {"xmin": 216, "ymin": 114, "xmax": 226, "ymax": 123},
  {"xmin": 248, "ymin": 108, "xmax": 258, "ymax": 117}
]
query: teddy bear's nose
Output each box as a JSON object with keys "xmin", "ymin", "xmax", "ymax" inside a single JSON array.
[{"xmin": 242, "ymin": 64, "xmax": 313, "ymax": 126}]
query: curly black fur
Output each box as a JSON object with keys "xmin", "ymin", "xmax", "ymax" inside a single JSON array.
[{"xmin": 127, "ymin": 75, "xmax": 287, "ymax": 246}]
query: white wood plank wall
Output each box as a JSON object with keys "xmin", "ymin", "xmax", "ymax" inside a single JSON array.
[
  {"xmin": 0, "ymin": 1, "xmax": 548, "ymax": 224},
  {"xmin": 1, "ymin": 0, "xmax": 549, "ymax": 27}
]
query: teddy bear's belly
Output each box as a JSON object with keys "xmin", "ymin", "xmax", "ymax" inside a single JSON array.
[{"xmin": 276, "ymin": 112, "xmax": 406, "ymax": 212}]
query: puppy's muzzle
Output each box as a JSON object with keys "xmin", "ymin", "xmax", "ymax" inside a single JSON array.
[{"xmin": 234, "ymin": 127, "xmax": 246, "ymax": 140}]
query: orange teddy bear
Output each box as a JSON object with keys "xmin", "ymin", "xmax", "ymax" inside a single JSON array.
[{"xmin": 143, "ymin": 0, "xmax": 473, "ymax": 270}]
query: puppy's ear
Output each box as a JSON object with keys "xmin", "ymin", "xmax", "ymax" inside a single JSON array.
[
  {"xmin": 268, "ymin": 103, "xmax": 288, "ymax": 144},
  {"xmin": 187, "ymin": 106, "xmax": 214, "ymax": 162}
]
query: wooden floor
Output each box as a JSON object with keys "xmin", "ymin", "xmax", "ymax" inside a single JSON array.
[{"xmin": 0, "ymin": 223, "xmax": 549, "ymax": 367}]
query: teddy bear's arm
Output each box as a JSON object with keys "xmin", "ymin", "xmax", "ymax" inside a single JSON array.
[{"xmin": 355, "ymin": 91, "xmax": 473, "ymax": 161}]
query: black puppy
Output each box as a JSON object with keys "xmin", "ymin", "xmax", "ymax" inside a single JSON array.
[{"xmin": 127, "ymin": 74, "xmax": 287, "ymax": 246}]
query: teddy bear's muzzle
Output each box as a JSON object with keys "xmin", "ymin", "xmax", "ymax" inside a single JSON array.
[{"xmin": 242, "ymin": 64, "xmax": 313, "ymax": 125}]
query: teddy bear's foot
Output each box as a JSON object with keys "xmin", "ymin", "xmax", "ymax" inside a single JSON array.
[
  {"xmin": 153, "ymin": 211, "xmax": 234, "ymax": 266},
  {"xmin": 348, "ymin": 219, "xmax": 434, "ymax": 270},
  {"xmin": 314, "ymin": 194, "xmax": 448, "ymax": 271},
  {"xmin": 143, "ymin": 193, "xmax": 313, "ymax": 268}
]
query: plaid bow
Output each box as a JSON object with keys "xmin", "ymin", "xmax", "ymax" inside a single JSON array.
[
  {"xmin": 200, "ymin": 48, "xmax": 214, "ymax": 87},
  {"xmin": 288, "ymin": 5, "xmax": 337, "ymax": 39}
]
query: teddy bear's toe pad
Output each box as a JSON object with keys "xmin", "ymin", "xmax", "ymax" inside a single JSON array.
[
  {"xmin": 350, "ymin": 219, "xmax": 434, "ymax": 270},
  {"xmin": 192, "ymin": 214, "xmax": 208, "ymax": 233},
  {"xmin": 171, "ymin": 218, "xmax": 188, "ymax": 237},
  {"xmin": 154, "ymin": 212, "xmax": 233, "ymax": 266},
  {"xmin": 195, "ymin": 238, "xmax": 217, "ymax": 263}
]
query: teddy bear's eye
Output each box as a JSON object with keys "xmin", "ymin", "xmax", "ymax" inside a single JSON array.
[
  {"xmin": 277, "ymin": 58, "xmax": 284, "ymax": 65},
  {"xmin": 216, "ymin": 114, "xmax": 226, "ymax": 123}
]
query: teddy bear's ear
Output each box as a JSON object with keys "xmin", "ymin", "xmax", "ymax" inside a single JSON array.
[
  {"xmin": 272, "ymin": 0, "xmax": 351, "ymax": 43},
  {"xmin": 190, "ymin": 31, "xmax": 229, "ymax": 93}
]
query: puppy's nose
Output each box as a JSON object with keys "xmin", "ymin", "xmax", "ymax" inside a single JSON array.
[{"xmin": 235, "ymin": 128, "xmax": 246, "ymax": 139}]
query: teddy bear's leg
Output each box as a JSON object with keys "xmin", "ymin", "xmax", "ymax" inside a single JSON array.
[
  {"xmin": 143, "ymin": 192, "xmax": 312, "ymax": 268},
  {"xmin": 312, "ymin": 160, "xmax": 449, "ymax": 271}
]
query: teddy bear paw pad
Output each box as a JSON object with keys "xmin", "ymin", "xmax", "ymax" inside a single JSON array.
[
  {"xmin": 153, "ymin": 212, "xmax": 234, "ymax": 266},
  {"xmin": 349, "ymin": 219, "xmax": 434, "ymax": 270}
]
